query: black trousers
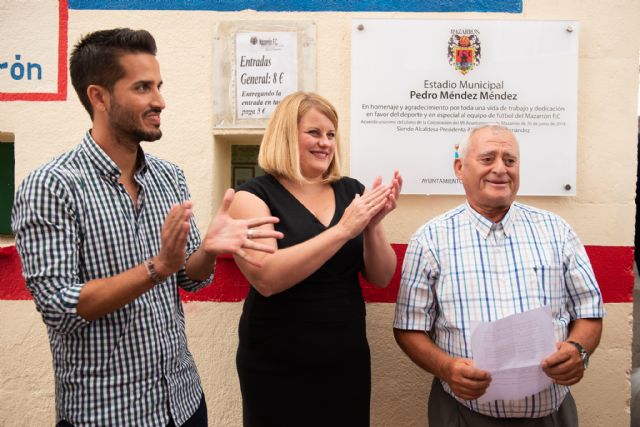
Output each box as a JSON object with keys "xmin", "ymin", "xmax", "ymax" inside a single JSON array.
[{"xmin": 167, "ymin": 393, "xmax": 208, "ymax": 427}]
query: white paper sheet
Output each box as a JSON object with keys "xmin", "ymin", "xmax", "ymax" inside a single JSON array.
[
  {"xmin": 235, "ymin": 32, "xmax": 298, "ymax": 120},
  {"xmin": 469, "ymin": 306, "xmax": 556, "ymax": 403}
]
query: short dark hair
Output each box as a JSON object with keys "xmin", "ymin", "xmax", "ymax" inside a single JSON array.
[{"xmin": 69, "ymin": 28, "xmax": 157, "ymax": 118}]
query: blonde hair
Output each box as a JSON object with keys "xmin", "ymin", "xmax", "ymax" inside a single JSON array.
[{"xmin": 258, "ymin": 91, "xmax": 342, "ymax": 183}]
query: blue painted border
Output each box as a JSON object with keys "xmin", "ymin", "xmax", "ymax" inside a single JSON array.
[{"xmin": 69, "ymin": 0, "xmax": 521, "ymax": 12}]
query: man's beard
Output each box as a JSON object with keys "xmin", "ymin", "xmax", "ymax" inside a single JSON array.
[{"xmin": 109, "ymin": 98, "xmax": 162, "ymax": 144}]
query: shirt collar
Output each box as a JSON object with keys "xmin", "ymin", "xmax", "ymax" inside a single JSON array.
[
  {"xmin": 464, "ymin": 201, "xmax": 517, "ymax": 239},
  {"xmin": 81, "ymin": 130, "xmax": 148, "ymax": 180},
  {"xmin": 500, "ymin": 203, "xmax": 517, "ymax": 237}
]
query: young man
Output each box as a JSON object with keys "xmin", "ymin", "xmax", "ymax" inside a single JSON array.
[
  {"xmin": 394, "ymin": 124, "xmax": 604, "ymax": 426},
  {"xmin": 12, "ymin": 28, "xmax": 281, "ymax": 426}
]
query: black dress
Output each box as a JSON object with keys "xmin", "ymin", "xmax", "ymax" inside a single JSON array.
[{"xmin": 236, "ymin": 174, "xmax": 371, "ymax": 427}]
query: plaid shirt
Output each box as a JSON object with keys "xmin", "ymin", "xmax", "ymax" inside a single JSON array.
[
  {"xmin": 394, "ymin": 202, "xmax": 604, "ymax": 418},
  {"xmin": 12, "ymin": 132, "xmax": 211, "ymax": 426}
]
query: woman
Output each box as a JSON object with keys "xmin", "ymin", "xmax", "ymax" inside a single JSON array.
[{"xmin": 229, "ymin": 92, "xmax": 402, "ymax": 426}]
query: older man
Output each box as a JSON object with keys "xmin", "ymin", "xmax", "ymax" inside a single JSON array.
[{"xmin": 393, "ymin": 124, "xmax": 604, "ymax": 426}]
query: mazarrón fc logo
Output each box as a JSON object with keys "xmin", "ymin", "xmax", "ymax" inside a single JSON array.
[{"xmin": 448, "ymin": 33, "xmax": 481, "ymax": 75}]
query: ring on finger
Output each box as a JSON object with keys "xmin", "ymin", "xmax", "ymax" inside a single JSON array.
[{"xmin": 246, "ymin": 229, "xmax": 255, "ymax": 239}]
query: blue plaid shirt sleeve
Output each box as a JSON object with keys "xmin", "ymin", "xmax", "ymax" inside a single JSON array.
[
  {"xmin": 562, "ymin": 223, "xmax": 605, "ymax": 319},
  {"xmin": 12, "ymin": 169, "xmax": 90, "ymax": 335},
  {"xmin": 394, "ymin": 228, "xmax": 440, "ymax": 332}
]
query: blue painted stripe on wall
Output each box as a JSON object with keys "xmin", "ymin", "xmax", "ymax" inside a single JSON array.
[{"xmin": 69, "ymin": 0, "xmax": 521, "ymax": 12}]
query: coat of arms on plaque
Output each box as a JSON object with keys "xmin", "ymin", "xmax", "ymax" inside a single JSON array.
[{"xmin": 448, "ymin": 33, "xmax": 481, "ymax": 75}]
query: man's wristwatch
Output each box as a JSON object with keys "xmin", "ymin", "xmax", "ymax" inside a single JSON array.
[
  {"xmin": 144, "ymin": 258, "xmax": 164, "ymax": 285},
  {"xmin": 567, "ymin": 340, "xmax": 589, "ymax": 369}
]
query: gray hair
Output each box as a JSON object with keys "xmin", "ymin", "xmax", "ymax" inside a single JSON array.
[{"xmin": 457, "ymin": 123, "xmax": 517, "ymax": 159}]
